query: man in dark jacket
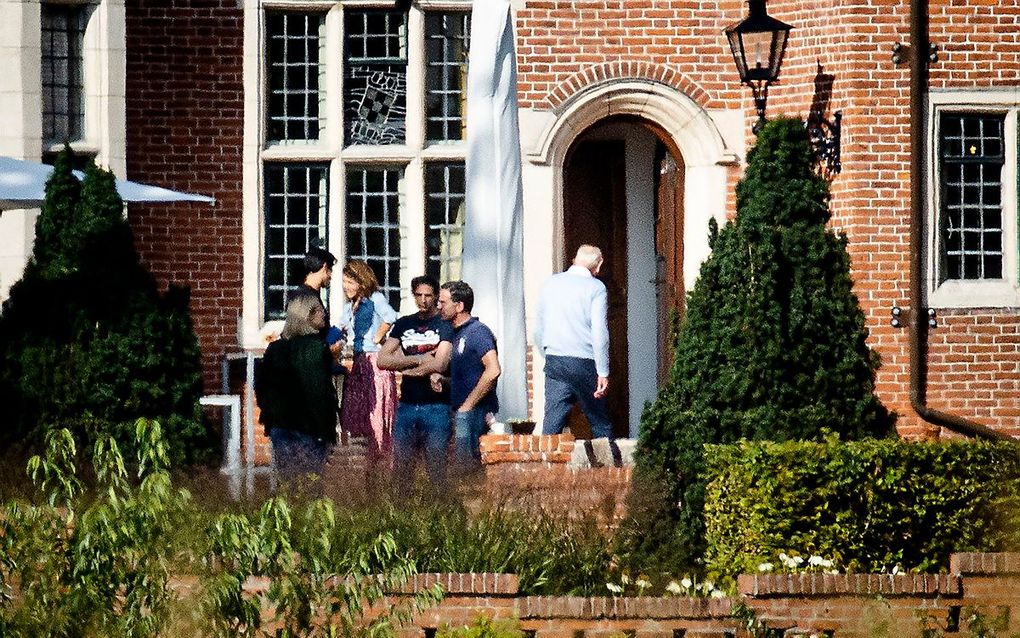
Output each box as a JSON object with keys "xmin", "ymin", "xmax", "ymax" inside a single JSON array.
[{"xmin": 256, "ymin": 294, "xmax": 338, "ymax": 484}]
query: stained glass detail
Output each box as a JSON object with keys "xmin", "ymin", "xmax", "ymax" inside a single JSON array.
[{"xmin": 344, "ymin": 11, "xmax": 408, "ymax": 146}]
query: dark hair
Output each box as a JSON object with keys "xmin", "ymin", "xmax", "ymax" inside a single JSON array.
[
  {"xmin": 302, "ymin": 247, "xmax": 337, "ymax": 277},
  {"xmin": 411, "ymin": 275, "xmax": 440, "ymax": 295},
  {"xmin": 441, "ymin": 280, "xmax": 474, "ymax": 313}
]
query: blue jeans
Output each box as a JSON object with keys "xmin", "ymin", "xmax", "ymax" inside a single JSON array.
[
  {"xmin": 269, "ymin": 427, "xmax": 330, "ymax": 484},
  {"xmin": 453, "ymin": 408, "xmax": 488, "ymax": 471},
  {"xmin": 542, "ymin": 355, "xmax": 613, "ymax": 439},
  {"xmin": 393, "ymin": 403, "xmax": 451, "ymax": 487}
]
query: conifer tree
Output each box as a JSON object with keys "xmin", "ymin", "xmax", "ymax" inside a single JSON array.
[
  {"xmin": 623, "ymin": 118, "xmax": 895, "ymax": 572},
  {"xmin": 0, "ymin": 149, "xmax": 207, "ymax": 463}
]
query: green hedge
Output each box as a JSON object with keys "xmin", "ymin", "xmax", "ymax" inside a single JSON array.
[{"xmin": 703, "ymin": 437, "xmax": 1020, "ymax": 580}]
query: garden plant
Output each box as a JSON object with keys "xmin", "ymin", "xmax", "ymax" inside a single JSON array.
[
  {"xmin": 0, "ymin": 148, "xmax": 207, "ymax": 463},
  {"xmin": 623, "ymin": 118, "xmax": 895, "ymax": 576},
  {"xmin": 0, "ymin": 420, "xmax": 444, "ymax": 637}
]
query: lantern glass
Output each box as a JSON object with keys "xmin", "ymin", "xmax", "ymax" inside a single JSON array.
[{"xmin": 724, "ymin": 0, "xmax": 792, "ymax": 85}]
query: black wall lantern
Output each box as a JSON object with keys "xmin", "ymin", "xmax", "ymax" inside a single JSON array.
[{"xmin": 724, "ymin": 0, "xmax": 793, "ymax": 134}]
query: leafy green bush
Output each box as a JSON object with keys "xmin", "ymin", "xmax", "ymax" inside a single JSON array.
[
  {"xmin": 625, "ymin": 118, "xmax": 894, "ymax": 576},
  {"xmin": 0, "ymin": 149, "xmax": 207, "ymax": 463},
  {"xmin": 0, "ymin": 420, "xmax": 190, "ymax": 637},
  {"xmin": 702, "ymin": 437, "xmax": 1020, "ymax": 581}
]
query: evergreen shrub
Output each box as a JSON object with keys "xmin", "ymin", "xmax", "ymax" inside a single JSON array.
[
  {"xmin": 702, "ymin": 437, "xmax": 1020, "ymax": 580},
  {"xmin": 0, "ymin": 149, "xmax": 207, "ymax": 463},
  {"xmin": 623, "ymin": 118, "xmax": 895, "ymax": 576}
]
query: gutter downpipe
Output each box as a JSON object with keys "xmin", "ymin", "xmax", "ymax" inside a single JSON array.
[{"xmin": 908, "ymin": 0, "xmax": 1011, "ymax": 441}]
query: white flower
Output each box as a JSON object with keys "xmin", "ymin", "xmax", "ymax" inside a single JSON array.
[
  {"xmin": 778, "ymin": 552, "xmax": 789, "ymax": 562},
  {"xmin": 665, "ymin": 581, "xmax": 683, "ymax": 595},
  {"xmin": 620, "ymin": 573, "xmax": 631, "ymax": 585},
  {"xmin": 710, "ymin": 589, "xmax": 727, "ymax": 599},
  {"xmin": 701, "ymin": 580, "xmax": 715, "ymax": 593},
  {"xmin": 820, "ymin": 559, "xmax": 834, "ymax": 569},
  {"xmin": 809, "ymin": 555, "xmax": 824, "ymax": 566},
  {"xmin": 758, "ymin": 562, "xmax": 774, "ymax": 572},
  {"xmin": 891, "ymin": 565, "xmax": 901, "ymax": 575},
  {"xmin": 792, "ymin": 555, "xmax": 805, "ymax": 566},
  {"xmin": 606, "ymin": 583, "xmax": 623, "ymax": 594},
  {"xmin": 826, "ymin": 569, "xmax": 839, "ymax": 575},
  {"xmin": 680, "ymin": 577, "xmax": 693, "ymax": 589},
  {"xmin": 635, "ymin": 578, "xmax": 652, "ymax": 590}
]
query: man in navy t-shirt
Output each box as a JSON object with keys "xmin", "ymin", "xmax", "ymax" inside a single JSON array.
[
  {"xmin": 436, "ymin": 280, "xmax": 500, "ymax": 471},
  {"xmin": 378, "ymin": 275, "xmax": 453, "ymax": 488}
]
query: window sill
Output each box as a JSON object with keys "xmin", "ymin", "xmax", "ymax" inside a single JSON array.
[{"xmin": 928, "ymin": 280, "xmax": 1020, "ymax": 309}]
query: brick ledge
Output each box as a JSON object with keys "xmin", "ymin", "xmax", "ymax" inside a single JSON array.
[{"xmin": 737, "ymin": 572, "xmax": 961, "ymax": 598}]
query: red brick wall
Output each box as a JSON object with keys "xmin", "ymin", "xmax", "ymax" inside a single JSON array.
[
  {"xmin": 118, "ymin": 0, "xmax": 1020, "ymax": 433},
  {"xmin": 515, "ymin": 0, "xmax": 1020, "ymax": 437},
  {"xmin": 179, "ymin": 553, "xmax": 1020, "ymax": 637},
  {"xmin": 125, "ymin": 0, "xmax": 245, "ymax": 392}
]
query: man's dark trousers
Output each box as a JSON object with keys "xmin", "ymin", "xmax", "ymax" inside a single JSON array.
[{"xmin": 541, "ymin": 355, "xmax": 612, "ymax": 438}]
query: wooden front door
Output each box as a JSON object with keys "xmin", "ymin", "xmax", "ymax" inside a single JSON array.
[
  {"xmin": 654, "ymin": 143, "xmax": 685, "ymax": 384},
  {"xmin": 562, "ymin": 140, "xmax": 630, "ymax": 439}
]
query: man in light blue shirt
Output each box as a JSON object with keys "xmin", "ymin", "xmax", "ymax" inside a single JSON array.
[{"xmin": 534, "ymin": 244, "xmax": 612, "ymax": 439}]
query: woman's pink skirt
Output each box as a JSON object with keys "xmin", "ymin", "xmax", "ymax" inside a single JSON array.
[{"xmin": 341, "ymin": 351, "xmax": 397, "ymax": 459}]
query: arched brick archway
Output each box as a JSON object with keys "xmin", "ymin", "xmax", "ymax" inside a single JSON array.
[
  {"xmin": 543, "ymin": 62, "xmax": 714, "ymax": 112},
  {"xmin": 527, "ymin": 79, "xmax": 737, "ymax": 287}
]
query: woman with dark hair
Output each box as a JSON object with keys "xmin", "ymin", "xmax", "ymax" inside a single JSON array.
[
  {"xmin": 338, "ymin": 259, "xmax": 398, "ymax": 461},
  {"xmin": 255, "ymin": 294, "xmax": 338, "ymax": 483}
]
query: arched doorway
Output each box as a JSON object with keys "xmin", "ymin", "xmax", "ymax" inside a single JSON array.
[
  {"xmin": 561, "ymin": 117, "xmax": 686, "ymax": 439},
  {"xmin": 524, "ymin": 80, "xmax": 737, "ymax": 439}
]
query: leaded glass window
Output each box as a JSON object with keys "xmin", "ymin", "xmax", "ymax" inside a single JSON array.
[
  {"xmin": 264, "ymin": 164, "xmax": 329, "ymax": 319},
  {"xmin": 266, "ymin": 12, "xmax": 325, "ymax": 142},
  {"xmin": 939, "ymin": 113, "xmax": 1006, "ymax": 281},
  {"xmin": 344, "ymin": 11, "xmax": 408, "ymax": 146},
  {"xmin": 41, "ymin": 4, "xmax": 87, "ymax": 144},
  {"xmin": 425, "ymin": 162, "xmax": 465, "ymax": 281},
  {"xmin": 346, "ymin": 167, "xmax": 403, "ymax": 307},
  {"xmin": 425, "ymin": 13, "xmax": 470, "ymax": 142}
]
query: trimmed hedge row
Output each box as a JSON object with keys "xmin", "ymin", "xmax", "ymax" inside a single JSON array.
[{"xmin": 703, "ymin": 437, "xmax": 1020, "ymax": 580}]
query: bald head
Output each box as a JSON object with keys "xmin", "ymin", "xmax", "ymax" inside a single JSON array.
[{"xmin": 573, "ymin": 244, "xmax": 604, "ymax": 274}]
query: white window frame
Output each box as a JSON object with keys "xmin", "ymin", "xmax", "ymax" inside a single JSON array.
[
  {"xmin": 241, "ymin": 0, "xmax": 471, "ymax": 345},
  {"xmin": 927, "ymin": 89, "xmax": 1020, "ymax": 309},
  {"xmin": 40, "ymin": 0, "xmax": 127, "ymax": 171},
  {"xmin": 0, "ymin": 0, "xmax": 125, "ymax": 305}
]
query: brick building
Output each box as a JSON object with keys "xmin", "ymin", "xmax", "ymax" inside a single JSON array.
[{"xmin": 1, "ymin": 0, "xmax": 1018, "ymax": 439}]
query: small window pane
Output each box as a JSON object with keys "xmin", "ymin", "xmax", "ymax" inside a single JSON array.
[
  {"xmin": 264, "ymin": 164, "xmax": 329, "ymax": 320},
  {"xmin": 424, "ymin": 162, "xmax": 466, "ymax": 282},
  {"xmin": 41, "ymin": 4, "xmax": 86, "ymax": 144},
  {"xmin": 938, "ymin": 113, "xmax": 1006, "ymax": 282},
  {"xmin": 425, "ymin": 12, "xmax": 470, "ymax": 143},
  {"xmin": 266, "ymin": 12, "xmax": 325, "ymax": 142},
  {"xmin": 344, "ymin": 11, "xmax": 408, "ymax": 145},
  {"xmin": 345, "ymin": 167, "xmax": 403, "ymax": 307}
]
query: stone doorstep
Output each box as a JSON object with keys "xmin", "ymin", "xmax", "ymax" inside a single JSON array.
[{"xmin": 569, "ymin": 438, "xmax": 636, "ymax": 468}]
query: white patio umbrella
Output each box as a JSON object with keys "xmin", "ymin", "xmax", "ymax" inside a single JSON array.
[
  {"xmin": 460, "ymin": 0, "xmax": 528, "ymax": 420},
  {"xmin": 0, "ymin": 156, "xmax": 215, "ymax": 210}
]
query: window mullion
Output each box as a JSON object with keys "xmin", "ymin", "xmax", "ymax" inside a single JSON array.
[
  {"xmin": 324, "ymin": 6, "xmax": 343, "ymax": 154},
  {"xmin": 405, "ymin": 7, "xmax": 425, "ymax": 152}
]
